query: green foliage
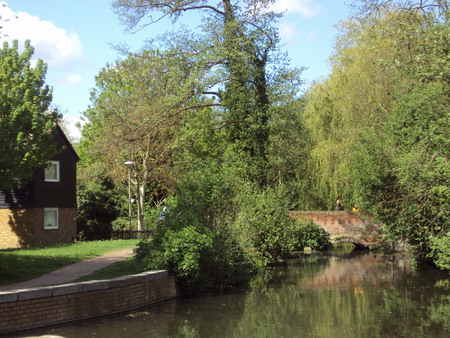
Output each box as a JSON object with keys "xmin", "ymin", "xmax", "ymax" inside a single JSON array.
[
  {"xmin": 135, "ymin": 227, "xmax": 212, "ymax": 278},
  {"xmin": 76, "ymin": 171, "xmax": 122, "ymax": 232},
  {"xmin": 294, "ymin": 221, "xmax": 331, "ymax": 251},
  {"xmin": 134, "ymin": 225, "xmax": 255, "ymax": 294},
  {"xmin": 80, "ymin": 49, "xmax": 193, "ymax": 230},
  {"xmin": 267, "ymin": 99, "xmax": 320, "ymax": 210},
  {"xmin": 299, "ymin": 4, "xmax": 450, "ymax": 268},
  {"xmin": 231, "ymin": 184, "xmax": 302, "ymax": 266},
  {"xmin": 351, "ymin": 82, "xmax": 450, "ymax": 262},
  {"xmin": 0, "ymin": 40, "xmax": 59, "ymax": 191},
  {"xmin": 429, "ymin": 232, "xmax": 450, "ymax": 270},
  {"xmin": 133, "ymin": 182, "xmax": 303, "ymax": 294},
  {"xmin": 112, "ymin": 0, "xmax": 302, "ymax": 189}
]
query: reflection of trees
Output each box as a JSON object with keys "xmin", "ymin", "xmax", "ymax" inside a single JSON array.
[
  {"xmin": 166, "ymin": 293, "xmax": 247, "ymax": 337},
  {"xmin": 232, "ymin": 255, "xmax": 450, "ymax": 338},
  {"xmin": 25, "ymin": 255, "xmax": 450, "ymax": 337}
]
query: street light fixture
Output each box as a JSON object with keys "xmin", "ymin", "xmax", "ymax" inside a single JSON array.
[{"xmin": 124, "ymin": 161, "xmax": 134, "ymax": 238}]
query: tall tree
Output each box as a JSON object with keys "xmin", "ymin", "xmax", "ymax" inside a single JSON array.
[
  {"xmin": 312, "ymin": 0, "xmax": 450, "ymax": 265},
  {"xmin": 351, "ymin": 0, "xmax": 450, "ymax": 21},
  {"xmin": 0, "ymin": 40, "xmax": 59, "ymax": 192},
  {"xmin": 112, "ymin": 0, "xmax": 288, "ymax": 186},
  {"xmin": 80, "ymin": 49, "xmax": 201, "ymax": 230},
  {"xmin": 347, "ymin": 1, "xmax": 450, "ymax": 265},
  {"xmin": 302, "ymin": 10, "xmax": 410, "ymax": 208}
]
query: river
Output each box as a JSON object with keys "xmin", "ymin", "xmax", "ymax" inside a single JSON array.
[{"xmin": 13, "ymin": 244, "xmax": 450, "ymax": 338}]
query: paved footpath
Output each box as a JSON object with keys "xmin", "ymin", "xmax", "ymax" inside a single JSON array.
[{"xmin": 0, "ymin": 248, "xmax": 134, "ymax": 292}]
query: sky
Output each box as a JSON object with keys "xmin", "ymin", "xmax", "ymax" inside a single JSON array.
[{"xmin": 1, "ymin": 0, "xmax": 353, "ymax": 139}]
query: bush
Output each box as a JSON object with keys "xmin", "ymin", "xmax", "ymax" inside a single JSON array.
[
  {"xmin": 134, "ymin": 184, "xmax": 302, "ymax": 294},
  {"xmin": 232, "ymin": 184, "xmax": 302, "ymax": 266},
  {"xmin": 294, "ymin": 221, "xmax": 330, "ymax": 251},
  {"xmin": 429, "ymin": 232, "xmax": 450, "ymax": 270},
  {"xmin": 134, "ymin": 226, "xmax": 256, "ymax": 294}
]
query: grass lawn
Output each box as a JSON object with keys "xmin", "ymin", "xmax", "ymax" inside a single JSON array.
[{"xmin": 0, "ymin": 240, "xmax": 139, "ymax": 286}]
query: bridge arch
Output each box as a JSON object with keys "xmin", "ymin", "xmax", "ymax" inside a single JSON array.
[{"xmin": 329, "ymin": 237, "xmax": 369, "ymax": 250}]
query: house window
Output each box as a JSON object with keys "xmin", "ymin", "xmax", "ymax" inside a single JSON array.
[
  {"xmin": 44, "ymin": 208, "xmax": 59, "ymax": 229},
  {"xmin": 45, "ymin": 161, "xmax": 60, "ymax": 182}
]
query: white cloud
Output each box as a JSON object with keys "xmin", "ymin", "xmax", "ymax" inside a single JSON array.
[
  {"xmin": 272, "ymin": 0, "xmax": 321, "ymax": 18},
  {"xmin": 279, "ymin": 23, "xmax": 303, "ymax": 43},
  {"xmin": 61, "ymin": 114, "xmax": 84, "ymax": 141},
  {"xmin": 0, "ymin": 2, "xmax": 82, "ymax": 72},
  {"xmin": 54, "ymin": 73, "xmax": 83, "ymax": 86}
]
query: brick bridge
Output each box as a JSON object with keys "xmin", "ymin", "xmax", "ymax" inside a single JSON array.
[{"xmin": 289, "ymin": 211, "xmax": 380, "ymax": 249}]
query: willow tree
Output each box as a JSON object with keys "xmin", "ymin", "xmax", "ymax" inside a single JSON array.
[
  {"xmin": 302, "ymin": 8, "xmax": 424, "ymax": 209},
  {"xmin": 345, "ymin": 0, "xmax": 450, "ymax": 266},
  {"xmin": 305, "ymin": 0, "xmax": 450, "ymax": 265},
  {"xmin": 112, "ymin": 0, "xmax": 289, "ymax": 187}
]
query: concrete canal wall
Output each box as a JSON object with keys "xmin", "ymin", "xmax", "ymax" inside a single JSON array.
[{"xmin": 0, "ymin": 270, "xmax": 177, "ymax": 335}]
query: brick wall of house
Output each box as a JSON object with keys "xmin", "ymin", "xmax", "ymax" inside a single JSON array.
[
  {"xmin": 0, "ymin": 270, "xmax": 177, "ymax": 335},
  {"xmin": 0, "ymin": 208, "xmax": 76, "ymax": 249},
  {"xmin": 33, "ymin": 208, "xmax": 77, "ymax": 246},
  {"xmin": 0, "ymin": 209, "xmax": 34, "ymax": 249}
]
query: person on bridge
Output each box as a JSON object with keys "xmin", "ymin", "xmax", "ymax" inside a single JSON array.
[
  {"xmin": 352, "ymin": 203, "xmax": 361, "ymax": 211},
  {"xmin": 335, "ymin": 199, "xmax": 344, "ymax": 211}
]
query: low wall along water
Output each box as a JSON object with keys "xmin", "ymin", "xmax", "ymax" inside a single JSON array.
[{"xmin": 0, "ymin": 270, "xmax": 177, "ymax": 335}]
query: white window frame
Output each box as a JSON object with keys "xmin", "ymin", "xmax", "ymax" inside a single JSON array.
[
  {"xmin": 45, "ymin": 161, "xmax": 60, "ymax": 182},
  {"xmin": 44, "ymin": 208, "xmax": 59, "ymax": 229}
]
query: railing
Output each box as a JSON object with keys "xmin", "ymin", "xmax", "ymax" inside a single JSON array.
[{"xmin": 80, "ymin": 229, "xmax": 155, "ymax": 241}]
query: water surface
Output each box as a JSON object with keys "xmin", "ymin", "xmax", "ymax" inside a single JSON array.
[{"xmin": 15, "ymin": 249, "xmax": 450, "ymax": 338}]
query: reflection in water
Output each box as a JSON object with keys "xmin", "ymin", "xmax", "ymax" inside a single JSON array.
[
  {"xmin": 13, "ymin": 252, "xmax": 450, "ymax": 338},
  {"xmin": 328, "ymin": 241, "xmax": 357, "ymax": 255}
]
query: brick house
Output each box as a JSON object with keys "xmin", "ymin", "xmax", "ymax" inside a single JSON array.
[{"xmin": 0, "ymin": 125, "xmax": 79, "ymax": 249}]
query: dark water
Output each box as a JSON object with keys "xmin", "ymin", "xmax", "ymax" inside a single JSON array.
[{"xmin": 15, "ymin": 246, "xmax": 450, "ymax": 338}]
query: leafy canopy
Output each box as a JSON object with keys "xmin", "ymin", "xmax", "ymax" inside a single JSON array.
[{"xmin": 0, "ymin": 40, "xmax": 58, "ymax": 191}]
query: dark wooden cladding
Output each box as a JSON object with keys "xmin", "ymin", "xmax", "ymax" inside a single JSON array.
[
  {"xmin": 0, "ymin": 182, "xmax": 34, "ymax": 208},
  {"xmin": 0, "ymin": 125, "xmax": 79, "ymax": 209}
]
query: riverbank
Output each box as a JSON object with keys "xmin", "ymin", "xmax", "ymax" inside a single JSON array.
[{"xmin": 0, "ymin": 270, "xmax": 177, "ymax": 335}]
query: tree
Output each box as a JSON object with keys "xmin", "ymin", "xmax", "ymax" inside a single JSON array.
[
  {"xmin": 351, "ymin": 0, "xmax": 450, "ymax": 21},
  {"xmin": 302, "ymin": 10, "xmax": 409, "ymax": 209},
  {"xmin": 111, "ymin": 0, "xmax": 294, "ymax": 187},
  {"xmin": 108, "ymin": 0, "xmax": 307, "ymax": 292},
  {"xmin": 76, "ymin": 166, "xmax": 123, "ymax": 233},
  {"xmin": 81, "ymin": 49, "xmax": 200, "ymax": 230},
  {"xmin": 342, "ymin": 1, "xmax": 450, "ymax": 265},
  {"xmin": 0, "ymin": 40, "xmax": 59, "ymax": 192}
]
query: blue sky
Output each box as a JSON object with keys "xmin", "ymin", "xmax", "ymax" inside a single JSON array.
[{"xmin": 1, "ymin": 0, "xmax": 352, "ymax": 139}]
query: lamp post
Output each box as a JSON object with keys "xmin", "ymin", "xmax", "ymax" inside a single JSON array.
[{"xmin": 124, "ymin": 161, "xmax": 134, "ymax": 239}]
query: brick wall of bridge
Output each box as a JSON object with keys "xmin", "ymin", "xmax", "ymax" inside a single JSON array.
[{"xmin": 289, "ymin": 211, "xmax": 378, "ymax": 243}]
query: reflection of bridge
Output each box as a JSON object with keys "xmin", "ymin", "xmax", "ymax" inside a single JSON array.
[
  {"xmin": 300, "ymin": 255, "xmax": 411, "ymax": 290},
  {"xmin": 289, "ymin": 211, "xmax": 380, "ymax": 249}
]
